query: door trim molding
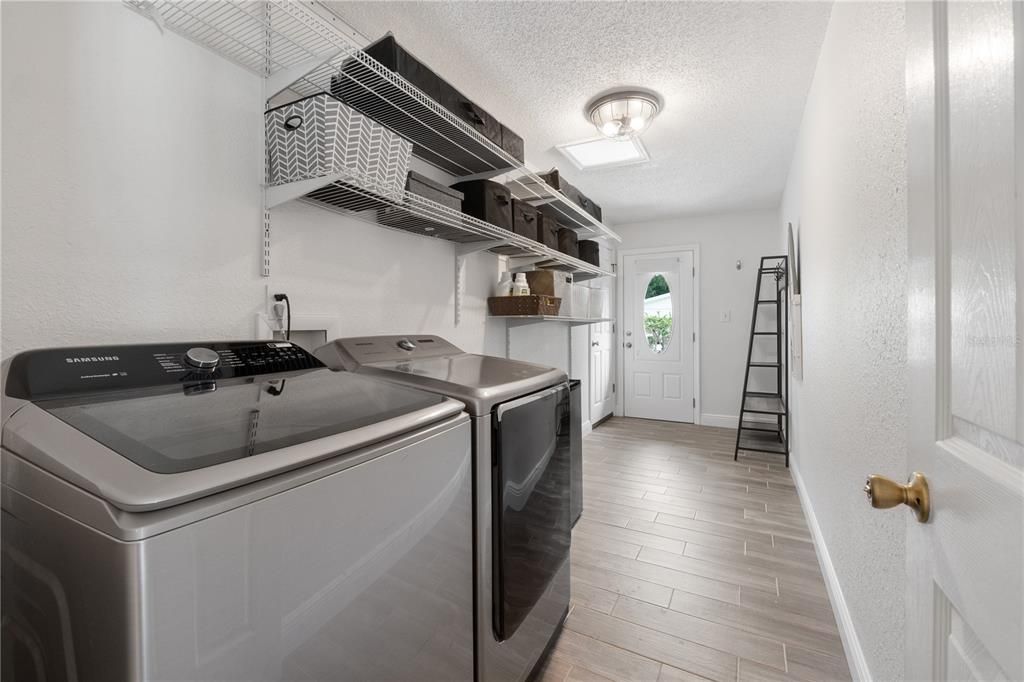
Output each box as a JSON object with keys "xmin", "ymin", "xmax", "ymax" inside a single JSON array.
[
  {"xmin": 791, "ymin": 460, "xmax": 870, "ymax": 682},
  {"xmin": 615, "ymin": 244, "xmax": 701, "ymax": 424}
]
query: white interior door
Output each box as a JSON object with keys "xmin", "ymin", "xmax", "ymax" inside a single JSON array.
[
  {"xmin": 905, "ymin": 2, "xmax": 1023, "ymax": 680},
  {"xmin": 622, "ymin": 251, "xmax": 695, "ymax": 422},
  {"xmin": 590, "ymin": 277, "xmax": 615, "ymax": 424}
]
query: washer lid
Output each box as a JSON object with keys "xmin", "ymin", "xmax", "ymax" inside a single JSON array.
[
  {"xmin": 2, "ymin": 343, "xmax": 465, "ymax": 511},
  {"xmin": 316, "ymin": 336, "xmax": 566, "ymax": 415}
]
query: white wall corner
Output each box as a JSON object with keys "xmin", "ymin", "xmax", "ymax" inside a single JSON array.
[
  {"xmin": 582, "ymin": 420, "xmax": 593, "ymax": 437},
  {"xmin": 790, "ymin": 461, "xmax": 872, "ymax": 682}
]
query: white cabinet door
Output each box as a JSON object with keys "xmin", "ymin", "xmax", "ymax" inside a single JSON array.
[
  {"xmin": 905, "ymin": 2, "xmax": 1023, "ymax": 679},
  {"xmin": 590, "ymin": 275, "xmax": 615, "ymax": 424},
  {"xmin": 622, "ymin": 251, "xmax": 695, "ymax": 422}
]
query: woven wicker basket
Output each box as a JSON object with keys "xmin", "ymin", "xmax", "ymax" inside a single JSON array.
[{"xmin": 488, "ymin": 295, "xmax": 561, "ymax": 316}]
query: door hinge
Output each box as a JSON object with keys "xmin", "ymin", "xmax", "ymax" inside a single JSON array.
[
  {"xmin": 612, "ymin": 383, "xmax": 616, "ymax": 393},
  {"xmin": 692, "ymin": 332, "xmax": 696, "ymax": 342},
  {"xmin": 692, "ymin": 266, "xmax": 695, "ymax": 277},
  {"xmin": 692, "ymin": 397, "xmax": 696, "ymax": 408}
]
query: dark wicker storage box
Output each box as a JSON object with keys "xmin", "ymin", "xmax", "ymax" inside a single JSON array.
[
  {"xmin": 335, "ymin": 35, "xmax": 525, "ymax": 168},
  {"xmin": 511, "ymin": 200, "xmax": 540, "ymax": 240},
  {"xmin": 539, "ymin": 169, "xmax": 602, "ymax": 221},
  {"xmin": 536, "ymin": 212, "xmax": 559, "ymax": 249},
  {"xmin": 451, "ymin": 179, "xmax": 513, "ymax": 230},
  {"xmin": 578, "ymin": 240, "xmax": 600, "ymax": 266},
  {"xmin": 501, "ymin": 124, "xmax": 525, "ymax": 163},
  {"xmin": 558, "ymin": 228, "xmax": 579, "ymax": 259},
  {"xmin": 488, "ymin": 295, "xmax": 561, "ymax": 316}
]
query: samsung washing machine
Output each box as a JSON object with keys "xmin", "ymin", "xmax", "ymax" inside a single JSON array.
[
  {"xmin": 1, "ymin": 341, "xmax": 475, "ymax": 681},
  {"xmin": 315, "ymin": 335, "xmax": 572, "ymax": 682}
]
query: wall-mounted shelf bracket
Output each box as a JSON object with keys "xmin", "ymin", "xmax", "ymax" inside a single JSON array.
[
  {"xmin": 451, "ymin": 169, "xmax": 509, "ymax": 184},
  {"xmin": 507, "ymin": 256, "xmax": 549, "ymax": 273},
  {"xmin": 454, "ymin": 240, "xmax": 509, "ymax": 326},
  {"xmin": 265, "ymin": 172, "xmax": 352, "ymax": 209},
  {"xmin": 265, "ymin": 49, "xmax": 343, "ymax": 101},
  {"xmin": 136, "ymin": 0, "xmax": 165, "ymax": 33}
]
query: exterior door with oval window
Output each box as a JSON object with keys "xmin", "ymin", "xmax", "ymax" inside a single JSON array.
[{"xmin": 622, "ymin": 251, "xmax": 695, "ymax": 422}]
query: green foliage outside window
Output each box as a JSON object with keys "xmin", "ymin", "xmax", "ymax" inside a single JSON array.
[
  {"xmin": 644, "ymin": 313, "xmax": 673, "ymax": 352},
  {"xmin": 645, "ymin": 274, "xmax": 669, "ymax": 299}
]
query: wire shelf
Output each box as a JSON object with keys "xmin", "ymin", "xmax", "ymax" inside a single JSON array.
[
  {"xmin": 124, "ymin": 0, "xmax": 621, "ymax": 243},
  {"xmin": 270, "ymin": 167, "xmax": 613, "ymax": 280}
]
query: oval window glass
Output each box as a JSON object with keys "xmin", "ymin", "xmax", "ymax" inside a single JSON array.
[{"xmin": 643, "ymin": 274, "xmax": 672, "ymax": 353}]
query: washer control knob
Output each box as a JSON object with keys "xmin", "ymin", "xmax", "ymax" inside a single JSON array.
[
  {"xmin": 397, "ymin": 339, "xmax": 416, "ymax": 352},
  {"xmin": 184, "ymin": 347, "xmax": 220, "ymax": 369}
]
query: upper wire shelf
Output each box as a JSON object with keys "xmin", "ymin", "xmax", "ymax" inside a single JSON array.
[{"xmin": 125, "ymin": 0, "xmax": 622, "ymax": 243}]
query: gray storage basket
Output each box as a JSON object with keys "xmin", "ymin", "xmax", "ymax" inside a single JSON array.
[{"xmin": 266, "ymin": 94, "xmax": 412, "ymax": 201}]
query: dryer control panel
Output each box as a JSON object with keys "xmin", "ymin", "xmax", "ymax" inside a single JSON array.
[{"xmin": 4, "ymin": 341, "xmax": 323, "ymax": 401}]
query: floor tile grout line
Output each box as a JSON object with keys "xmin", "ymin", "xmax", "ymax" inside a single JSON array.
[{"xmin": 575, "ymin": 602, "xmax": 790, "ymax": 676}]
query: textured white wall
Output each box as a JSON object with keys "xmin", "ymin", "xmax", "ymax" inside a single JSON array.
[
  {"xmin": 614, "ymin": 208, "xmax": 781, "ymax": 426},
  {"xmin": 780, "ymin": 3, "xmax": 908, "ymax": 681},
  {"xmin": 1, "ymin": 2, "xmax": 502, "ymax": 358}
]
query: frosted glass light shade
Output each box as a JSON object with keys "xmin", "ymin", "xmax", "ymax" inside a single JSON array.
[{"xmin": 587, "ymin": 91, "xmax": 662, "ymax": 140}]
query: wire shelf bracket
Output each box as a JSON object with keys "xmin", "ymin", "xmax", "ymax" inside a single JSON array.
[
  {"xmin": 454, "ymin": 240, "xmax": 509, "ymax": 327},
  {"xmin": 265, "ymin": 48, "xmax": 344, "ymax": 101}
]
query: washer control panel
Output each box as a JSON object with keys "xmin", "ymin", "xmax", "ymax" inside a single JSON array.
[{"xmin": 5, "ymin": 341, "xmax": 323, "ymax": 401}]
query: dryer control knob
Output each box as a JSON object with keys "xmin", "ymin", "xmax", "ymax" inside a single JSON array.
[
  {"xmin": 397, "ymin": 339, "xmax": 416, "ymax": 352},
  {"xmin": 184, "ymin": 347, "xmax": 220, "ymax": 369}
]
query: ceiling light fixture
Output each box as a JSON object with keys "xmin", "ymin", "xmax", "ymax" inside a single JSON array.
[{"xmin": 587, "ymin": 89, "xmax": 663, "ymax": 140}]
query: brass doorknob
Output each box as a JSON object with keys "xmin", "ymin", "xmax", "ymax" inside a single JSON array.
[{"xmin": 863, "ymin": 472, "xmax": 930, "ymax": 523}]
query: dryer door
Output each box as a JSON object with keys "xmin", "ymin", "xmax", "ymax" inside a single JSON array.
[{"xmin": 492, "ymin": 384, "xmax": 571, "ymax": 641}]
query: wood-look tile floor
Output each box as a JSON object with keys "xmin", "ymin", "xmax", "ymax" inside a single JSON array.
[{"xmin": 536, "ymin": 417, "xmax": 851, "ymax": 682}]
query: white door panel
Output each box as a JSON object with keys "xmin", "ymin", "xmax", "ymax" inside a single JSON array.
[
  {"xmin": 622, "ymin": 251, "xmax": 695, "ymax": 422},
  {"xmin": 905, "ymin": 2, "xmax": 1023, "ymax": 679}
]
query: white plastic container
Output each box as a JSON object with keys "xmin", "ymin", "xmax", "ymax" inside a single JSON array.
[
  {"xmin": 571, "ymin": 284, "xmax": 591, "ymax": 320},
  {"xmin": 494, "ymin": 272, "xmax": 513, "ymax": 297},
  {"xmin": 588, "ymin": 287, "xmax": 609, "ymax": 319},
  {"xmin": 512, "ymin": 273, "xmax": 531, "ymax": 296},
  {"xmin": 553, "ymin": 274, "xmax": 574, "ymax": 316}
]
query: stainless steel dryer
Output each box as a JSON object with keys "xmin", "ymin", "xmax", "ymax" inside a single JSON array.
[
  {"xmin": 1, "ymin": 341, "xmax": 474, "ymax": 681},
  {"xmin": 315, "ymin": 335, "xmax": 571, "ymax": 682}
]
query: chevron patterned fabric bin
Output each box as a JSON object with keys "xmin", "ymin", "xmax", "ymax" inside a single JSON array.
[{"xmin": 266, "ymin": 94, "xmax": 412, "ymax": 200}]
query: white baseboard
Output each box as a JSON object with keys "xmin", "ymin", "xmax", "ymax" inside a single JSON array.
[
  {"xmin": 700, "ymin": 413, "xmax": 776, "ymax": 429},
  {"xmin": 701, "ymin": 413, "xmax": 739, "ymax": 428},
  {"xmin": 790, "ymin": 461, "xmax": 871, "ymax": 682},
  {"xmin": 582, "ymin": 419, "xmax": 593, "ymax": 437}
]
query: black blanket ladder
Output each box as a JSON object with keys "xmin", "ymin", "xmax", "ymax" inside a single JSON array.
[{"xmin": 734, "ymin": 255, "xmax": 789, "ymax": 466}]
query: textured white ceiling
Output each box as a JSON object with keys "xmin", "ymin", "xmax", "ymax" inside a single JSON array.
[{"xmin": 329, "ymin": 1, "xmax": 832, "ymax": 225}]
